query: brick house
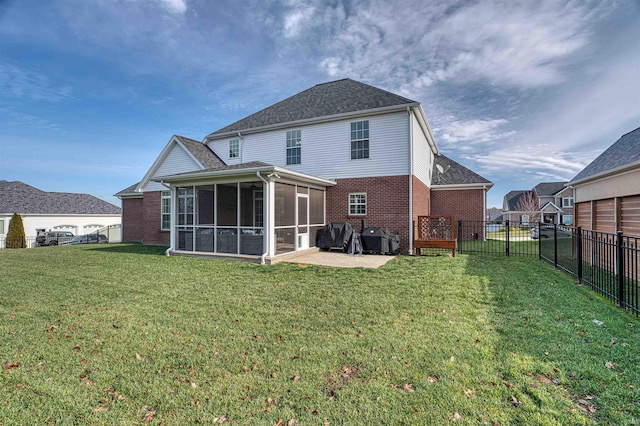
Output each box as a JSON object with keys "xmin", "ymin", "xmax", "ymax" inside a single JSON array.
[
  {"xmin": 571, "ymin": 127, "xmax": 640, "ymax": 236},
  {"xmin": 116, "ymin": 79, "xmax": 492, "ymax": 262}
]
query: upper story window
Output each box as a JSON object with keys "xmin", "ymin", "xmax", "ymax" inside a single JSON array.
[
  {"xmin": 0, "ymin": 219, "xmax": 4, "ymax": 234},
  {"xmin": 562, "ymin": 197, "xmax": 574, "ymax": 208},
  {"xmin": 286, "ymin": 130, "xmax": 301, "ymax": 165},
  {"xmin": 350, "ymin": 120, "xmax": 369, "ymax": 159},
  {"xmin": 161, "ymin": 191, "xmax": 171, "ymax": 230},
  {"xmin": 349, "ymin": 193, "xmax": 367, "ymax": 215},
  {"xmin": 229, "ymin": 139, "xmax": 239, "ymax": 158}
]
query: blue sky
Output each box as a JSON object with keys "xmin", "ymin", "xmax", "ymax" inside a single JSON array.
[{"xmin": 1, "ymin": 0, "xmax": 638, "ymax": 208}]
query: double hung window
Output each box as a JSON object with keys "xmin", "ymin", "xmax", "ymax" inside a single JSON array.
[
  {"xmin": 350, "ymin": 120, "xmax": 369, "ymax": 159},
  {"xmin": 286, "ymin": 130, "xmax": 301, "ymax": 165}
]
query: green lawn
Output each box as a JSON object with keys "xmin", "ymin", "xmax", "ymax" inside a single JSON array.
[{"xmin": 1, "ymin": 244, "xmax": 638, "ymax": 425}]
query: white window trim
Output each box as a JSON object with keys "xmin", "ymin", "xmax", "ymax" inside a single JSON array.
[
  {"xmin": 562, "ymin": 197, "xmax": 574, "ymax": 208},
  {"xmin": 349, "ymin": 193, "xmax": 367, "ymax": 216},
  {"xmin": 229, "ymin": 139, "xmax": 240, "ymax": 159},
  {"xmin": 562, "ymin": 214, "xmax": 573, "ymax": 225},
  {"xmin": 521, "ymin": 214, "xmax": 530, "ymax": 225},
  {"xmin": 161, "ymin": 191, "xmax": 171, "ymax": 231},
  {"xmin": 0, "ymin": 219, "xmax": 4, "ymax": 235}
]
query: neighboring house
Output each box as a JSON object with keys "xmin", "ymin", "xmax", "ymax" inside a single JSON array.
[
  {"xmin": 501, "ymin": 182, "xmax": 574, "ymax": 226},
  {"xmin": 532, "ymin": 182, "xmax": 574, "ymax": 225},
  {"xmin": 570, "ymin": 127, "xmax": 640, "ymax": 237},
  {"xmin": 0, "ymin": 181, "xmax": 121, "ymax": 242},
  {"xmin": 116, "ymin": 79, "xmax": 492, "ymax": 261}
]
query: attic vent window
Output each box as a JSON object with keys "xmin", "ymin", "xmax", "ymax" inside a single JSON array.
[
  {"xmin": 350, "ymin": 120, "xmax": 369, "ymax": 159},
  {"xmin": 229, "ymin": 139, "xmax": 239, "ymax": 158}
]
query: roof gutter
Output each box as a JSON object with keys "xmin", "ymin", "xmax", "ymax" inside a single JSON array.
[
  {"xmin": 205, "ymin": 103, "xmax": 420, "ymax": 141},
  {"xmin": 431, "ymin": 182, "xmax": 494, "ymax": 190}
]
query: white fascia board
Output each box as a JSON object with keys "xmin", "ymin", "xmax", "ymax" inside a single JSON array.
[
  {"xmin": 116, "ymin": 193, "xmax": 143, "ymax": 199},
  {"xmin": 154, "ymin": 166, "xmax": 336, "ymax": 187},
  {"xmin": 135, "ymin": 135, "xmax": 205, "ymax": 193},
  {"xmin": 205, "ymin": 103, "xmax": 420, "ymax": 141},
  {"xmin": 540, "ymin": 202, "xmax": 562, "ymax": 213},
  {"xmin": 431, "ymin": 183, "xmax": 494, "ymax": 190},
  {"xmin": 411, "ymin": 105, "xmax": 439, "ymax": 155},
  {"xmin": 570, "ymin": 159, "xmax": 640, "ymax": 186}
]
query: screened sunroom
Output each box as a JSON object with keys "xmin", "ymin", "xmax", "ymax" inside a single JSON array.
[{"xmin": 154, "ymin": 163, "xmax": 335, "ymax": 262}]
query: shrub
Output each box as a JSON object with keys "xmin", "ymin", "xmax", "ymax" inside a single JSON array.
[{"xmin": 6, "ymin": 212, "xmax": 26, "ymax": 249}]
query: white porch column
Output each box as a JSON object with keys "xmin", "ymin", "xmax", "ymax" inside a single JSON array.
[
  {"xmin": 267, "ymin": 179, "xmax": 276, "ymax": 257},
  {"xmin": 170, "ymin": 186, "xmax": 176, "ymax": 251}
]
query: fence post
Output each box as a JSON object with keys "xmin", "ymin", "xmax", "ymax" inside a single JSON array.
[
  {"xmin": 505, "ymin": 220, "xmax": 510, "ymax": 257},
  {"xmin": 577, "ymin": 227, "xmax": 583, "ymax": 284},
  {"xmin": 457, "ymin": 220, "xmax": 462, "ymax": 255},
  {"xmin": 553, "ymin": 224, "xmax": 558, "ymax": 268},
  {"xmin": 538, "ymin": 222, "xmax": 541, "ymax": 261},
  {"xmin": 617, "ymin": 231, "xmax": 624, "ymax": 308}
]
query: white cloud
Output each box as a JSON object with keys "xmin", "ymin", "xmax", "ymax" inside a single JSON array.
[
  {"xmin": 0, "ymin": 62, "xmax": 73, "ymax": 102},
  {"xmin": 284, "ymin": 6, "xmax": 315, "ymax": 38},
  {"xmin": 438, "ymin": 119, "xmax": 516, "ymax": 144},
  {"xmin": 158, "ymin": 0, "xmax": 187, "ymax": 14},
  {"xmin": 306, "ymin": 0, "xmax": 612, "ymax": 95}
]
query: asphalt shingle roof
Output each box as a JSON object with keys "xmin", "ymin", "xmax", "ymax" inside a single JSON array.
[
  {"xmin": 504, "ymin": 190, "xmax": 532, "ymax": 211},
  {"xmin": 176, "ymin": 135, "xmax": 226, "ymax": 169},
  {"xmin": 1, "ymin": 181, "xmax": 121, "ymax": 215},
  {"xmin": 533, "ymin": 182, "xmax": 567, "ymax": 197},
  {"xmin": 208, "ymin": 79, "xmax": 417, "ymax": 137},
  {"xmin": 432, "ymin": 154, "xmax": 492, "ymax": 186},
  {"xmin": 155, "ymin": 161, "xmax": 272, "ymax": 179},
  {"xmin": 114, "ymin": 182, "xmax": 140, "ymax": 197},
  {"xmin": 571, "ymin": 127, "xmax": 640, "ymax": 183}
]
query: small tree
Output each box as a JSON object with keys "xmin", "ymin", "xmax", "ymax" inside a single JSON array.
[
  {"xmin": 515, "ymin": 191, "xmax": 540, "ymax": 224},
  {"xmin": 6, "ymin": 212, "xmax": 26, "ymax": 249}
]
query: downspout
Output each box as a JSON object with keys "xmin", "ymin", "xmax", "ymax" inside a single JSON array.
[
  {"xmin": 238, "ymin": 132, "xmax": 244, "ymax": 163},
  {"xmin": 482, "ymin": 185, "xmax": 487, "ymax": 241},
  {"xmin": 256, "ymin": 171, "xmax": 269, "ymax": 264},
  {"xmin": 408, "ymin": 107, "xmax": 413, "ymax": 254},
  {"xmin": 160, "ymin": 180, "xmax": 173, "ymax": 256}
]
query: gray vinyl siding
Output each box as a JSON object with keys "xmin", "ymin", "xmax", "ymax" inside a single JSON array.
[
  {"xmin": 206, "ymin": 112, "xmax": 410, "ymax": 180},
  {"xmin": 142, "ymin": 143, "xmax": 202, "ymax": 192}
]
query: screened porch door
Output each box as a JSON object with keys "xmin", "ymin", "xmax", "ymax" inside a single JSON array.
[{"xmin": 297, "ymin": 193, "xmax": 309, "ymax": 250}]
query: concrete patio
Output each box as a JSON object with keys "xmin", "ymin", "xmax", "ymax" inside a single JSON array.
[{"xmin": 280, "ymin": 249, "xmax": 396, "ymax": 268}]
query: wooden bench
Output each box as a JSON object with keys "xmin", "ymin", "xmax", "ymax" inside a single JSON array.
[{"xmin": 413, "ymin": 215, "xmax": 457, "ymax": 257}]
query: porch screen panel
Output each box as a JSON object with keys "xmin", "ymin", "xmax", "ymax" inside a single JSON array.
[
  {"xmin": 275, "ymin": 183, "xmax": 296, "ymax": 255},
  {"xmin": 197, "ymin": 185, "xmax": 214, "ymax": 225},
  {"xmin": 309, "ymin": 189, "xmax": 324, "ymax": 225},
  {"xmin": 217, "ymin": 184, "xmax": 238, "ymax": 226},
  {"xmin": 275, "ymin": 183, "xmax": 296, "ymax": 226}
]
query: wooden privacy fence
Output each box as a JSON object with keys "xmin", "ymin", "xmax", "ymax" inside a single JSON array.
[{"xmin": 413, "ymin": 215, "xmax": 457, "ymax": 257}]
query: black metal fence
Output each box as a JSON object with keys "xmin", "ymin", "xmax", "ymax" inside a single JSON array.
[
  {"xmin": 449, "ymin": 220, "xmax": 639, "ymax": 316},
  {"xmin": 456, "ymin": 220, "xmax": 539, "ymax": 257},
  {"xmin": 539, "ymin": 225, "xmax": 639, "ymax": 316}
]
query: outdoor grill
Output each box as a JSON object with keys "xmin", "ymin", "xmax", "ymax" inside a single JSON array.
[
  {"xmin": 315, "ymin": 222, "xmax": 355, "ymax": 251},
  {"xmin": 361, "ymin": 227, "xmax": 400, "ymax": 255}
]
